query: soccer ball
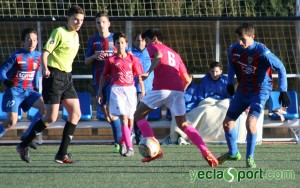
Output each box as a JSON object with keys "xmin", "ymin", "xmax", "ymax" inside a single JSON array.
[{"xmin": 138, "ymin": 137, "xmax": 161, "ymax": 158}]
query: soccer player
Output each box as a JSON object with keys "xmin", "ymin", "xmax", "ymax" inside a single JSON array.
[
  {"xmin": 16, "ymin": 5, "xmax": 85, "ymax": 163},
  {"xmin": 97, "ymin": 32, "xmax": 144, "ymax": 157},
  {"xmin": 198, "ymin": 61, "xmax": 231, "ymax": 102},
  {"xmin": 85, "ymin": 11, "xmax": 122, "ymax": 153},
  {"xmin": 134, "ymin": 28, "xmax": 219, "ymax": 167},
  {"xmin": 0, "ymin": 28, "xmax": 45, "ymax": 150},
  {"xmin": 218, "ymin": 23, "xmax": 290, "ymax": 168},
  {"xmin": 132, "ymin": 33, "xmax": 154, "ymax": 144}
]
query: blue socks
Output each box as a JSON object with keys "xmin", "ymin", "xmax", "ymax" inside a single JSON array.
[
  {"xmin": 225, "ymin": 128, "xmax": 238, "ymax": 156},
  {"xmin": 246, "ymin": 133, "xmax": 257, "ymax": 158},
  {"xmin": 110, "ymin": 119, "xmax": 122, "ymax": 143},
  {"xmin": 0, "ymin": 124, "xmax": 7, "ymax": 137},
  {"xmin": 22, "ymin": 111, "xmax": 43, "ymax": 138}
]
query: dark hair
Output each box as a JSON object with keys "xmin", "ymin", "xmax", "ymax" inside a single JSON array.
[
  {"xmin": 21, "ymin": 28, "xmax": 37, "ymax": 41},
  {"xmin": 209, "ymin": 61, "xmax": 223, "ymax": 70},
  {"xmin": 142, "ymin": 28, "xmax": 163, "ymax": 41},
  {"xmin": 95, "ymin": 11, "xmax": 109, "ymax": 20},
  {"xmin": 113, "ymin": 32, "xmax": 127, "ymax": 43},
  {"xmin": 67, "ymin": 5, "xmax": 85, "ymax": 17},
  {"xmin": 235, "ymin": 23, "xmax": 255, "ymax": 37}
]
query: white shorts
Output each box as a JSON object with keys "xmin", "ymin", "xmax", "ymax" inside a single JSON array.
[
  {"xmin": 141, "ymin": 90, "xmax": 186, "ymax": 116},
  {"xmin": 109, "ymin": 85, "xmax": 137, "ymax": 118}
]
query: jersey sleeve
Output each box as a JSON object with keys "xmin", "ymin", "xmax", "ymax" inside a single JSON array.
[
  {"xmin": 132, "ymin": 55, "xmax": 143, "ymax": 76},
  {"xmin": 263, "ymin": 51, "xmax": 288, "ymax": 92},
  {"xmin": 43, "ymin": 28, "xmax": 62, "ymax": 53},
  {"xmin": 227, "ymin": 46, "xmax": 236, "ymax": 85},
  {"xmin": 102, "ymin": 58, "xmax": 111, "ymax": 77},
  {"xmin": 0, "ymin": 52, "xmax": 16, "ymax": 81}
]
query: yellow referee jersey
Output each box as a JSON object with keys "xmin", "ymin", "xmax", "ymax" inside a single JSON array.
[{"xmin": 44, "ymin": 26, "xmax": 80, "ymax": 73}]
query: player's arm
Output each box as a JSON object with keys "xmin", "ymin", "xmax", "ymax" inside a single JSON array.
[
  {"xmin": 41, "ymin": 50, "xmax": 51, "ymax": 78},
  {"xmin": 134, "ymin": 56, "xmax": 145, "ymax": 99},
  {"xmin": 0, "ymin": 54, "xmax": 16, "ymax": 87},
  {"xmin": 226, "ymin": 48, "xmax": 236, "ymax": 96},
  {"xmin": 181, "ymin": 73, "xmax": 192, "ymax": 91},
  {"xmin": 264, "ymin": 52, "xmax": 290, "ymax": 107},
  {"xmin": 97, "ymin": 59, "xmax": 110, "ymax": 104},
  {"xmin": 141, "ymin": 51, "xmax": 162, "ymax": 80},
  {"xmin": 84, "ymin": 38, "xmax": 100, "ymax": 66}
]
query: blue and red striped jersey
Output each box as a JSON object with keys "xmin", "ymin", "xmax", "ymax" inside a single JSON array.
[
  {"xmin": 0, "ymin": 48, "xmax": 41, "ymax": 89},
  {"xmin": 85, "ymin": 33, "xmax": 115, "ymax": 86},
  {"xmin": 227, "ymin": 41, "xmax": 287, "ymax": 93}
]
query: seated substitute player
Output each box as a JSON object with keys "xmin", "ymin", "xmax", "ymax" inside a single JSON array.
[
  {"xmin": 218, "ymin": 23, "xmax": 290, "ymax": 168},
  {"xmin": 97, "ymin": 32, "xmax": 145, "ymax": 157},
  {"xmin": 134, "ymin": 28, "xmax": 218, "ymax": 167},
  {"xmin": 0, "ymin": 28, "xmax": 45, "ymax": 149},
  {"xmin": 16, "ymin": 5, "xmax": 85, "ymax": 164},
  {"xmin": 198, "ymin": 61, "xmax": 231, "ymax": 102}
]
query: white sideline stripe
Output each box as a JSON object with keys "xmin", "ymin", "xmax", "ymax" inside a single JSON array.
[
  {"xmin": 10, "ymin": 120, "xmax": 171, "ymax": 129},
  {"xmin": 73, "ymin": 74, "xmax": 300, "ymax": 79}
]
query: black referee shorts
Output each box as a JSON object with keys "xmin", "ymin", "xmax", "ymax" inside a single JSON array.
[{"xmin": 42, "ymin": 67, "xmax": 78, "ymax": 104}]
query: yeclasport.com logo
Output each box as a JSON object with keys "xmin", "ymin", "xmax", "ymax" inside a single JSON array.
[{"xmin": 189, "ymin": 168, "xmax": 295, "ymax": 183}]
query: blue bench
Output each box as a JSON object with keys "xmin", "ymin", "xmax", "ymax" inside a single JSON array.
[{"xmin": 62, "ymin": 92, "xmax": 93, "ymax": 121}]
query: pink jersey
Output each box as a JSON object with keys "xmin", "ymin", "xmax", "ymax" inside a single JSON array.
[
  {"xmin": 102, "ymin": 53, "xmax": 143, "ymax": 86},
  {"xmin": 147, "ymin": 43, "xmax": 187, "ymax": 91}
]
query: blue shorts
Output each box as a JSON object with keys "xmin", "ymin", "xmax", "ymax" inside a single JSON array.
[
  {"xmin": 226, "ymin": 91, "xmax": 270, "ymax": 120},
  {"xmin": 94, "ymin": 81, "xmax": 111, "ymax": 107},
  {"xmin": 2, "ymin": 87, "xmax": 42, "ymax": 113}
]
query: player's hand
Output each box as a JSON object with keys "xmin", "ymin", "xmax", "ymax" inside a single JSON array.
[
  {"xmin": 140, "ymin": 91, "xmax": 145, "ymax": 100},
  {"xmin": 140, "ymin": 73, "xmax": 149, "ymax": 81},
  {"xmin": 3, "ymin": 80, "xmax": 14, "ymax": 88},
  {"xmin": 43, "ymin": 69, "xmax": 51, "ymax": 78},
  {"xmin": 279, "ymin": 91, "xmax": 290, "ymax": 107},
  {"xmin": 97, "ymin": 93, "xmax": 103, "ymax": 104},
  {"xmin": 97, "ymin": 51, "xmax": 108, "ymax": 60},
  {"xmin": 227, "ymin": 84, "xmax": 235, "ymax": 96}
]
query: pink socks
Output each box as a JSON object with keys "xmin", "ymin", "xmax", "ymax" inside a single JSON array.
[
  {"xmin": 184, "ymin": 125, "xmax": 208, "ymax": 155},
  {"xmin": 136, "ymin": 119, "xmax": 154, "ymax": 137}
]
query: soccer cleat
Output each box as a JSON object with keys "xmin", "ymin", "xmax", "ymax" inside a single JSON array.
[
  {"xmin": 54, "ymin": 154, "xmax": 75, "ymax": 164},
  {"xmin": 29, "ymin": 142, "xmax": 38, "ymax": 150},
  {"xmin": 124, "ymin": 148, "xmax": 134, "ymax": 157},
  {"xmin": 16, "ymin": 144, "xmax": 31, "ymax": 163},
  {"xmin": 141, "ymin": 150, "xmax": 164, "ymax": 163},
  {"xmin": 202, "ymin": 150, "xmax": 219, "ymax": 167},
  {"xmin": 20, "ymin": 135, "xmax": 38, "ymax": 150},
  {"xmin": 119, "ymin": 143, "xmax": 127, "ymax": 156},
  {"xmin": 113, "ymin": 143, "xmax": 120, "ymax": 153},
  {"xmin": 246, "ymin": 157, "xmax": 257, "ymax": 168},
  {"xmin": 217, "ymin": 151, "xmax": 241, "ymax": 165}
]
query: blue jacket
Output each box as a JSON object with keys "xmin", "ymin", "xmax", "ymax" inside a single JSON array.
[
  {"xmin": 198, "ymin": 73, "xmax": 230, "ymax": 102},
  {"xmin": 133, "ymin": 47, "xmax": 154, "ymax": 93},
  {"xmin": 184, "ymin": 81, "xmax": 199, "ymax": 112}
]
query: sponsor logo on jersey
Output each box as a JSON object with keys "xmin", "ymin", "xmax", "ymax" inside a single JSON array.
[
  {"xmin": 233, "ymin": 53, "xmax": 240, "ymax": 57},
  {"xmin": 17, "ymin": 61, "xmax": 27, "ymax": 64},
  {"xmin": 17, "ymin": 71, "xmax": 35, "ymax": 80},
  {"xmin": 237, "ymin": 61, "xmax": 256, "ymax": 74}
]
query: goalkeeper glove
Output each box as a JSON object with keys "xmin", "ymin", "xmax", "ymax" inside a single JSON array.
[
  {"xmin": 279, "ymin": 91, "xmax": 290, "ymax": 108},
  {"xmin": 227, "ymin": 84, "xmax": 235, "ymax": 96}
]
